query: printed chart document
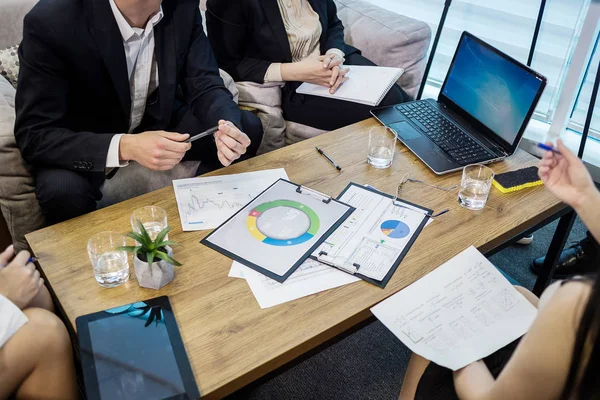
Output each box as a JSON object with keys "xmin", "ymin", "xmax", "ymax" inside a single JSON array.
[
  {"xmin": 202, "ymin": 179, "xmax": 354, "ymax": 282},
  {"xmin": 230, "ymin": 260, "xmax": 360, "ymax": 309},
  {"xmin": 173, "ymin": 169, "xmax": 288, "ymax": 231},
  {"xmin": 314, "ymin": 183, "xmax": 430, "ymax": 283},
  {"xmin": 296, "ymin": 65, "xmax": 404, "ymax": 106},
  {"xmin": 372, "ymin": 246, "xmax": 538, "ymax": 371}
]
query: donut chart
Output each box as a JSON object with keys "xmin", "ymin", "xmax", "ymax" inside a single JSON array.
[
  {"xmin": 246, "ymin": 200, "xmax": 320, "ymax": 246},
  {"xmin": 381, "ymin": 219, "xmax": 410, "ymax": 239}
]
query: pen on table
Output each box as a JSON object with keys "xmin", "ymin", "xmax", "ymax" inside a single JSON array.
[
  {"xmin": 0, "ymin": 257, "xmax": 38, "ymax": 269},
  {"xmin": 537, "ymin": 143, "xmax": 561, "ymax": 155},
  {"xmin": 316, "ymin": 147, "xmax": 342, "ymax": 172},
  {"xmin": 432, "ymin": 209, "xmax": 450, "ymax": 218}
]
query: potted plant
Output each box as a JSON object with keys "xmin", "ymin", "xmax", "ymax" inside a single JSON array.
[{"xmin": 119, "ymin": 221, "xmax": 182, "ymax": 290}]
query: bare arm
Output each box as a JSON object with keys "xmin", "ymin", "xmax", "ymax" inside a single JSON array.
[{"xmin": 453, "ymin": 281, "xmax": 590, "ymax": 400}]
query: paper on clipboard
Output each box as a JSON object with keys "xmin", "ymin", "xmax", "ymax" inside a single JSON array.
[
  {"xmin": 313, "ymin": 184, "xmax": 430, "ymax": 282},
  {"xmin": 202, "ymin": 179, "xmax": 354, "ymax": 282}
]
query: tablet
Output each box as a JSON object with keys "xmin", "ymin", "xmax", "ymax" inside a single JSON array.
[{"xmin": 76, "ymin": 296, "xmax": 199, "ymax": 400}]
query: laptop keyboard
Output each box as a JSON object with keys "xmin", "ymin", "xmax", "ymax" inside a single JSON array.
[{"xmin": 396, "ymin": 102, "xmax": 495, "ymax": 165}]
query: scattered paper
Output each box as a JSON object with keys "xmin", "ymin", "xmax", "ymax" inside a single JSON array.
[
  {"xmin": 371, "ymin": 246, "xmax": 537, "ymax": 371},
  {"xmin": 231, "ymin": 260, "xmax": 360, "ymax": 309},
  {"xmin": 173, "ymin": 169, "xmax": 288, "ymax": 231}
]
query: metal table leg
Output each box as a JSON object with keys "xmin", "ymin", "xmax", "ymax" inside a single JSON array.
[{"xmin": 533, "ymin": 209, "xmax": 576, "ymax": 296}]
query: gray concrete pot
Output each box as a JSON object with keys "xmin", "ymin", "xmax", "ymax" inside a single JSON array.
[{"xmin": 133, "ymin": 246, "xmax": 174, "ymax": 290}]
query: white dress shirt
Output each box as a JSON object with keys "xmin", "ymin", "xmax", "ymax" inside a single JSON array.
[
  {"xmin": 0, "ymin": 295, "xmax": 28, "ymax": 348},
  {"xmin": 106, "ymin": 0, "xmax": 164, "ymax": 169}
]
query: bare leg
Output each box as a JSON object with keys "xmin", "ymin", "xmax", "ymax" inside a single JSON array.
[
  {"xmin": 514, "ymin": 285, "xmax": 539, "ymax": 308},
  {"xmin": 27, "ymin": 285, "xmax": 54, "ymax": 312},
  {"xmin": 399, "ymin": 353, "xmax": 430, "ymax": 400},
  {"xmin": 0, "ymin": 308, "xmax": 77, "ymax": 400}
]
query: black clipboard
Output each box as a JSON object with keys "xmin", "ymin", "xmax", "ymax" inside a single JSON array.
[
  {"xmin": 201, "ymin": 179, "xmax": 355, "ymax": 283},
  {"xmin": 310, "ymin": 183, "xmax": 432, "ymax": 288}
]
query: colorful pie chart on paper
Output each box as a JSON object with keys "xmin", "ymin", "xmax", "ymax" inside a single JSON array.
[
  {"xmin": 380, "ymin": 220, "xmax": 410, "ymax": 239},
  {"xmin": 246, "ymin": 200, "xmax": 320, "ymax": 246}
]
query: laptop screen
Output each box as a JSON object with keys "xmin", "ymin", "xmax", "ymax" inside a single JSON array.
[{"xmin": 441, "ymin": 34, "xmax": 545, "ymax": 146}]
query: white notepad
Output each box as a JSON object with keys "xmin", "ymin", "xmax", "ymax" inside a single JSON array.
[{"xmin": 296, "ymin": 65, "xmax": 404, "ymax": 106}]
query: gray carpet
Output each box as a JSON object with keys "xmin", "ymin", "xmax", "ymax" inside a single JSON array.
[{"xmin": 227, "ymin": 218, "xmax": 588, "ymax": 400}]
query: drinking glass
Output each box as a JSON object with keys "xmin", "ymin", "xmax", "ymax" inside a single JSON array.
[
  {"xmin": 458, "ymin": 164, "xmax": 495, "ymax": 210},
  {"xmin": 368, "ymin": 126, "xmax": 396, "ymax": 169},
  {"xmin": 131, "ymin": 206, "xmax": 168, "ymax": 241},
  {"xmin": 87, "ymin": 232, "xmax": 129, "ymax": 287}
]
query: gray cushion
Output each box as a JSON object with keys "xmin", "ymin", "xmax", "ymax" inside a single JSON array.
[
  {"xmin": 335, "ymin": 0, "xmax": 431, "ymax": 99},
  {"xmin": 0, "ymin": 0, "xmax": 39, "ymax": 49},
  {"xmin": 0, "ymin": 77, "xmax": 45, "ymax": 251}
]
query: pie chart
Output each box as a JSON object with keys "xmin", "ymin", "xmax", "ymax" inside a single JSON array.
[{"xmin": 380, "ymin": 220, "xmax": 410, "ymax": 239}]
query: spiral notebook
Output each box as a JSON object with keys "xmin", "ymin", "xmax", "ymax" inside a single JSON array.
[{"xmin": 296, "ymin": 65, "xmax": 404, "ymax": 106}]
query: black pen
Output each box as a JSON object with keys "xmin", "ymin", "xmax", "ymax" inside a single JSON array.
[
  {"xmin": 432, "ymin": 209, "xmax": 450, "ymax": 218},
  {"xmin": 316, "ymin": 147, "xmax": 342, "ymax": 172},
  {"xmin": 185, "ymin": 126, "xmax": 219, "ymax": 143}
]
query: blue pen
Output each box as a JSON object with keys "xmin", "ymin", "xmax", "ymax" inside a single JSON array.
[
  {"xmin": 0, "ymin": 257, "xmax": 38, "ymax": 268},
  {"xmin": 537, "ymin": 143, "xmax": 561, "ymax": 154}
]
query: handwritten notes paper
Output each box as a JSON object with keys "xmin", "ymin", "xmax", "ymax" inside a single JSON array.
[{"xmin": 371, "ymin": 246, "xmax": 537, "ymax": 370}]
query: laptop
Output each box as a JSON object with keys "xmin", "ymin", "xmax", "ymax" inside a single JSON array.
[{"xmin": 371, "ymin": 31, "xmax": 547, "ymax": 175}]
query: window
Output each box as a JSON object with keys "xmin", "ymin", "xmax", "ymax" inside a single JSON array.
[
  {"xmin": 570, "ymin": 33, "xmax": 600, "ymax": 140},
  {"xmin": 361, "ymin": 0, "xmax": 588, "ymax": 125}
]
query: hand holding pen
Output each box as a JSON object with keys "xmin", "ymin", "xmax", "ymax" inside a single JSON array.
[{"xmin": 0, "ymin": 245, "xmax": 44, "ymax": 309}]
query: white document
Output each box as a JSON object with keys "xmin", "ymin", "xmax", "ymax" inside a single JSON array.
[
  {"xmin": 371, "ymin": 246, "xmax": 537, "ymax": 371},
  {"xmin": 314, "ymin": 184, "xmax": 428, "ymax": 281},
  {"xmin": 173, "ymin": 169, "xmax": 288, "ymax": 231},
  {"xmin": 232, "ymin": 259, "xmax": 360, "ymax": 309},
  {"xmin": 296, "ymin": 65, "xmax": 404, "ymax": 106}
]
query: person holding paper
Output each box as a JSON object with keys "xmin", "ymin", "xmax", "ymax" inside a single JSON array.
[
  {"xmin": 399, "ymin": 140, "xmax": 600, "ymax": 399},
  {"xmin": 205, "ymin": 0, "xmax": 409, "ymax": 131},
  {"xmin": 0, "ymin": 245, "xmax": 77, "ymax": 399}
]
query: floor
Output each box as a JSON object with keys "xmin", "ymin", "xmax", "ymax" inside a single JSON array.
[{"xmin": 227, "ymin": 218, "xmax": 589, "ymax": 400}]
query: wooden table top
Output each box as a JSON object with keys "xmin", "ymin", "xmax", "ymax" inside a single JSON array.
[{"xmin": 27, "ymin": 118, "xmax": 564, "ymax": 399}]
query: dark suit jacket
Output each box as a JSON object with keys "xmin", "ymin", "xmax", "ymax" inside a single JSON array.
[
  {"xmin": 205, "ymin": 0, "xmax": 358, "ymax": 84},
  {"xmin": 15, "ymin": 0, "xmax": 242, "ymax": 173}
]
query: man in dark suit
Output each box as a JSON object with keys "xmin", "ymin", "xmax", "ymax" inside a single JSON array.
[{"xmin": 15, "ymin": 0, "xmax": 263, "ymax": 224}]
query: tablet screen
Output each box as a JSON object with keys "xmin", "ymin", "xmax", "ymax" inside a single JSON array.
[{"xmin": 77, "ymin": 297, "xmax": 198, "ymax": 400}]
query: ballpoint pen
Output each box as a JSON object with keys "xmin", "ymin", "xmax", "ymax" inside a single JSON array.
[
  {"xmin": 0, "ymin": 257, "xmax": 38, "ymax": 268},
  {"xmin": 316, "ymin": 147, "xmax": 342, "ymax": 172},
  {"xmin": 537, "ymin": 143, "xmax": 561, "ymax": 155}
]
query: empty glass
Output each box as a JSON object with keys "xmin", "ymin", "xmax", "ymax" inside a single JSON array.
[
  {"xmin": 131, "ymin": 206, "xmax": 168, "ymax": 241},
  {"xmin": 458, "ymin": 164, "xmax": 495, "ymax": 210},
  {"xmin": 87, "ymin": 232, "xmax": 129, "ymax": 287},
  {"xmin": 368, "ymin": 126, "xmax": 396, "ymax": 169}
]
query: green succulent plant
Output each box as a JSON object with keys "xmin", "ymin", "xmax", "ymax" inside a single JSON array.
[{"xmin": 118, "ymin": 220, "xmax": 182, "ymax": 267}]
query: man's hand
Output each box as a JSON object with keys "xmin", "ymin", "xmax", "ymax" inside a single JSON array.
[
  {"xmin": 0, "ymin": 246, "xmax": 44, "ymax": 310},
  {"xmin": 281, "ymin": 58, "xmax": 334, "ymax": 88},
  {"xmin": 119, "ymin": 131, "xmax": 191, "ymax": 171},
  {"xmin": 215, "ymin": 120, "xmax": 251, "ymax": 167},
  {"xmin": 538, "ymin": 139, "xmax": 596, "ymax": 209}
]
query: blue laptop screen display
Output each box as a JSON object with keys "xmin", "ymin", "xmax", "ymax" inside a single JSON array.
[{"xmin": 442, "ymin": 35, "xmax": 543, "ymax": 145}]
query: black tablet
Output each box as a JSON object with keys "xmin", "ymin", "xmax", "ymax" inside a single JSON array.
[{"xmin": 76, "ymin": 296, "xmax": 199, "ymax": 400}]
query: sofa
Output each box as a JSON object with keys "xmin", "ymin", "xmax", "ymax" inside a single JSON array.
[{"xmin": 0, "ymin": 0, "xmax": 431, "ymax": 251}]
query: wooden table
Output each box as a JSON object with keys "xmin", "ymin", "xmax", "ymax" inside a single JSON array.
[{"xmin": 27, "ymin": 119, "xmax": 565, "ymax": 399}]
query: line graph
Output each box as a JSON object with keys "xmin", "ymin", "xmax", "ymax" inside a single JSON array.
[{"xmin": 173, "ymin": 169, "xmax": 288, "ymax": 231}]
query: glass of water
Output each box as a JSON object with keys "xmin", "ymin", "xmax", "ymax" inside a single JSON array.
[
  {"xmin": 368, "ymin": 126, "xmax": 396, "ymax": 169},
  {"xmin": 131, "ymin": 206, "xmax": 168, "ymax": 241},
  {"xmin": 87, "ymin": 232, "xmax": 130, "ymax": 287},
  {"xmin": 458, "ymin": 164, "xmax": 495, "ymax": 210}
]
